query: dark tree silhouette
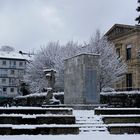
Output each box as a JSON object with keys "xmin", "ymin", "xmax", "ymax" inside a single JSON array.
[{"xmin": 136, "ymin": 0, "xmax": 140, "ymax": 24}]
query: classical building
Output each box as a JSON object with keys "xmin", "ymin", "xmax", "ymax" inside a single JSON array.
[
  {"xmin": 0, "ymin": 51, "xmax": 27, "ymax": 97},
  {"xmin": 105, "ymin": 24, "xmax": 140, "ymax": 91}
]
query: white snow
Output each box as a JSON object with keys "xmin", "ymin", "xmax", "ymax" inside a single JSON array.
[
  {"xmin": 0, "ymin": 114, "xmax": 74, "ymax": 118},
  {"xmin": 95, "ymin": 108, "xmax": 140, "ymax": 110},
  {"xmin": 43, "ymin": 69, "xmax": 57, "ymax": 73},
  {"xmin": 45, "ymin": 73, "xmax": 51, "ymax": 77},
  {"xmin": 0, "ymin": 124, "xmax": 79, "ymax": 129},
  {"xmin": 0, "ymin": 132, "xmax": 139, "ymax": 140},
  {"xmin": 0, "ymin": 107, "xmax": 73, "ymax": 111},
  {"xmin": 101, "ymin": 115, "xmax": 140, "ymax": 117},
  {"xmin": 53, "ymin": 92, "xmax": 64, "ymax": 96},
  {"xmin": 0, "ymin": 51, "xmax": 28, "ymax": 60},
  {"xmin": 100, "ymin": 91, "xmax": 140, "ymax": 95},
  {"xmin": 108, "ymin": 124, "xmax": 140, "ymax": 127},
  {"xmin": 15, "ymin": 92, "xmax": 64, "ymax": 98},
  {"xmin": 0, "ymin": 109, "xmax": 139, "ymax": 140}
]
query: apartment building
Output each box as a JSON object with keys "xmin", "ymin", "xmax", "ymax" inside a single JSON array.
[
  {"xmin": 0, "ymin": 52, "xmax": 27, "ymax": 97},
  {"xmin": 105, "ymin": 24, "xmax": 140, "ymax": 90}
]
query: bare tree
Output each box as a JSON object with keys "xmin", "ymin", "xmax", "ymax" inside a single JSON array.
[
  {"xmin": 83, "ymin": 31, "xmax": 127, "ymax": 90},
  {"xmin": 25, "ymin": 41, "xmax": 81, "ymax": 93},
  {"xmin": 26, "ymin": 31, "xmax": 126, "ymax": 93}
]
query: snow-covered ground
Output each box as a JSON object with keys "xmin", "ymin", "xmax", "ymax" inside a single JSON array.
[
  {"xmin": 0, "ymin": 110, "xmax": 139, "ymax": 140},
  {"xmin": 0, "ymin": 133, "xmax": 140, "ymax": 140}
]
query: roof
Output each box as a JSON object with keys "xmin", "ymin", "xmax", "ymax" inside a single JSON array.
[
  {"xmin": 0, "ymin": 51, "xmax": 29, "ymax": 60},
  {"xmin": 104, "ymin": 24, "xmax": 140, "ymax": 40},
  {"xmin": 105, "ymin": 24, "xmax": 135, "ymax": 36}
]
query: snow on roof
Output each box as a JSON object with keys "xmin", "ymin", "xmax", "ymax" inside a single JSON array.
[
  {"xmin": 0, "ymin": 51, "xmax": 31, "ymax": 60},
  {"xmin": 64, "ymin": 53, "xmax": 100, "ymax": 61}
]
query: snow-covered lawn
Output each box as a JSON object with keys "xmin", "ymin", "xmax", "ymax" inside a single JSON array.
[{"xmin": 0, "ymin": 109, "xmax": 139, "ymax": 140}]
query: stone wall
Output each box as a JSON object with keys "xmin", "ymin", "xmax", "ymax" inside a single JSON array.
[
  {"xmin": 101, "ymin": 92, "xmax": 140, "ymax": 107},
  {"xmin": 14, "ymin": 93, "xmax": 64, "ymax": 106}
]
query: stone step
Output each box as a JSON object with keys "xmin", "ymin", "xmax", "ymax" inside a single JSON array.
[
  {"xmin": 0, "ymin": 116, "xmax": 76, "ymax": 124},
  {"xmin": 80, "ymin": 127, "xmax": 107, "ymax": 132},
  {"xmin": 102, "ymin": 115, "xmax": 140, "ymax": 124},
  {"xmin": 43, "ymin": 104, "xmax": 107, "ymax": 110},
  {"xmin": 42, "ymin": 105, "xmax": 67, "ymax": 108},
  {"xmin": 0, "ymin": 107, "xmax": 73, "ymax": 115},
  {"xmin": 95, "ymin": 108, "xmax": 140, "ymax": 115},
  {"xmin": 107, "ymin": 124, "xmax": 140, "ymax": 134},
  {"xmin": 0, "ymin": 126, "xmax": 79, "ymax": 135}
]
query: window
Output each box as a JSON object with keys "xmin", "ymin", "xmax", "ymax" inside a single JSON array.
[
  {"xmin": 126, "ymin": 44, "xmax": 132, "ymax": 60},
  {"xmin": 19, "ymin": 61, "xmax": 23, "ymax": 67},
  {"xmin": 10, "ymin": 88, "xmax": 14, "ymax": 92},
  {"xmin": 2, "ymin": 60, "xmax": 6, "ymax": 65},
  {"xmin": 116, "ymin": 48, "xmax": 121, "ymax": 58},
  {"xmin": 9, "ymin": 78, "xmax": 16, "ymax": 86},
  {"xmin": 18, "ymin": 70, "xmax": 24, "ymax": 76},
  {"xmin": 3, "ymin": 87, "xmax": 7, "ymax": 92},
  {"xmin": 11, "ymin": 70, "xmax": 15, "ymax": 75},
  {"xmin": 10, "ymin": 61, "xmax": 16, "ymax": 68},
  {"xmin": 0, "ymin": 69, "xmax": 7, "ymax": 77},
  {"xmin": 2, "ymin": 78, "xmax": 6, "ymax": 84},
  {"xmin": 126, "ymin": 74, "xmax": 132, "ymax": 91}
]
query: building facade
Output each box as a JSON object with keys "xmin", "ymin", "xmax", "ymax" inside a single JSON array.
[
  {"xmin": 0, "ymin": 52, "xmax": 27, "ymax": 97},
  {"xmin": 105, "ymin": 24, "xmax": 140, "ymax": 91}
]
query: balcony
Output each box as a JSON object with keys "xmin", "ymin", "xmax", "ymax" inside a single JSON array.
[
  {"xmin": 10, "ymin": 65, "xmax": 16, "ymax": 68},
  {"xmin": 0, "ymin": 74, "xmax": 8, "ymax": 78}
]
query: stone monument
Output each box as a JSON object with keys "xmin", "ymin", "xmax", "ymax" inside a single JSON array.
[
  {"xmin": 64, "ymin": 53, "xmax": 100, "ymax": 104},
  {"xmin": 43, "ymin": 69, "xmax": 56, "ymax": 91},
  {"xmin": 43, "ymin": 69, "xmax": 59, "ymax": 104}
]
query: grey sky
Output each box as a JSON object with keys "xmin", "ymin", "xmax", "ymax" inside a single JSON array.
[{"xmin": 0, "ymin": 0, "xmax": 138, "ymax": 52}]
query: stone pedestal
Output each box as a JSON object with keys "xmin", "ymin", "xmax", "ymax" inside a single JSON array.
[{"xmin": 64, "ymin": 54, "xmax": 100, "ymax": 104}]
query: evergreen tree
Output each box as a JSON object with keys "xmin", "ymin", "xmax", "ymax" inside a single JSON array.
[{"xmin": 136, "ymin": 0, "xmax": 140, "ymax": 24}]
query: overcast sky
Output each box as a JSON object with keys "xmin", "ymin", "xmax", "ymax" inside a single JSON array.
[{"xmin": 0, "ymin": 0, "xmax": 138, "ymax": 52}]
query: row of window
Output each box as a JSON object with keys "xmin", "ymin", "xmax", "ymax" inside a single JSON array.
[
  {"xmin": 1, "ymin": 60, "xmax": 25, "ymax": 67},
  {"xmin": 1, "ymin": 78, "xmax": 17, "ymax": 85},
  {"xmin": 116, "ymin": 44, "xmax": 132, "ymax": 60},
  {"xmin": 0, "ymin": 69, "xmax": 25, "ymax": 77},
  {"xmin": 3, "ymin": 87, "xmax": 15, "ymax": 93}
]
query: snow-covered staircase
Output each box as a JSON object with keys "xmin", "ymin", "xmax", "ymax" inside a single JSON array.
[
  {"xmin": 0, "ymin": 107, "xmax": 79, "ymax": 135},
  {"xmin": 95, "ymin": 108, "xmax": 140, "ymax": 134},
  {"xmin": 74, "ymin": 110, "xmax": 107, "ymax": 133}
]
